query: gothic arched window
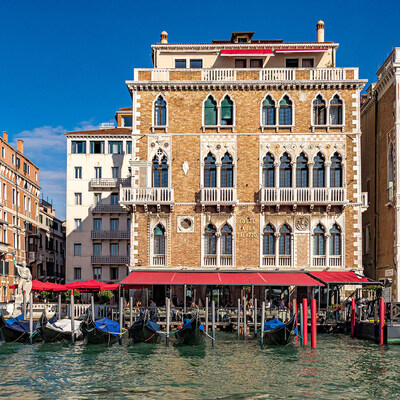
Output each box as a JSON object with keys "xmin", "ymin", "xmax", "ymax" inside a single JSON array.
[
  {"xmin": 204, "ymin": 153, "xmax": 216, "ymax": 188},
  {"xmin": 221, "ymin": 153, "xmax": 233, "ymax": 188},
  {"xmin": 296, "ymin": 152, "xmax": 309, "ymax": 188},
  {"xmin": 263, "ymin": 153, "xmax": 275, "ymax": 187},
  {"xmin": 152, "ymin": 155, "xmax": 168, "ymax": 187},
  {"xmin": 279, "ymin": 153, "xmax": 292, "ymax": 187},
  {"xmin": 313, "ymin": 224, "xmax": 325, "ymax": 256},
  {"xmin": 279, "ymin": 96, "xmax": 292, "ymax": 125},
  {"xmin": 329, "ymin": 95, "xmax": 343, "ymax": 125},
  {"xmin": 221, "ymin": 224, "xmax": 233, "ymax": 255},
  {"xmin": 153, "ymin": 224, "xmax": 165, "ymax": 255},
  {"xmin": 204, "ymin": 96, "xmax": 217, "ymax": 126},
  {"xmin": 263, "ymin": 224, "xmax": 275, "ymax": 255},
  {"xmin": 262, "ymin": 96, "xmax": 276, "ymax": 126},
  {"xmin": 313, "ymin": 152, "xmax": 325, "ymax": 188},
  {"xmin": 204, "ymin": 224, "xmax": 217, "ymax": 255},
  {"xmin": 154, "ymin": 95, "xmax": 167, "ymax": 126},
  {"xmin": 220, "ymin": 96, "xmax": 233, "ymax": 126},
  {"xmin": 313, "ymin": 95, "xmax": 326, "ymax": 125},
  {"xmin": 279, "ymin": 224, "xmax": 291, "ymax": 255},
  {"xmin": 330, "ymin": 152, "xmax": 343, "ymax": 187},
  {"xmin": 329, "ymin": 224, "xmax": 341, "ymax": 255}
]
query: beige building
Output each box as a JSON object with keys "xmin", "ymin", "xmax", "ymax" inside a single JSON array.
[{"xmin": 361, "ymin": 48, "xmax": 400, "ymax": 300}]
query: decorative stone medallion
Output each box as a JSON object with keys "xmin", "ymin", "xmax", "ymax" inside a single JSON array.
[{"xmin": 295, "ymin": 217, "xmax": 309, "ymax": 231}]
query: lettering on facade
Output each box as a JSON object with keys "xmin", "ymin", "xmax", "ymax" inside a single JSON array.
[{"xmin": 237, "ymin": 218, "xmax": 258, "ymax": 238}]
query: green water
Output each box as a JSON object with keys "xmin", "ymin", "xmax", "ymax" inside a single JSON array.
[{"xmin": 0, "ymin": 333, "xmax": 399, "ymax": 399}]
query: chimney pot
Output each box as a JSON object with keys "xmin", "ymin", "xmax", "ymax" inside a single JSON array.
[
  {"xmin": 160, "ymin": 31, "xmax": 168, "ymax": 44},
  {"xmin": 316, "ymin": 20, "xmax": 325, "ymax": 43},
  {"xmin": 3, "ymin": 131, "xmax": 8, "ymax": 143},
  {"xmin": 17, "ymin": 139, "xmax": 24, "ymax": 154}
]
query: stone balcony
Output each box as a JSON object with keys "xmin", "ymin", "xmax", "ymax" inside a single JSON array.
[
  {"xmin": 91, "ymin": 230, "xmax": 130, "ymax": 240},
  {"xmin": 259, "ymin": 187, "xmax": 346, "ymax": 210},
  {"xmin": 200, "ymin": 187, "xmax": 237, "ymax": 211},
  {"xmin": 89, "ymin": 178, "xmax": 131, "ymax": 191},
  {"xmin": 119, "ymin": 187, "xmax": 174, "ymax": 212},
  {"xmin": 135, "ymin": 67, "xmax": 359, "ymax": 83},
  {"xmin": 91, "ymin": 256, "xmax": 130, "ymax": 265}
]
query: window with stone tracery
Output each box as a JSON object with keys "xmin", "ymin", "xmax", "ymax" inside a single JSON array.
[
  {"xmin": 313, "ymin": 224, "xmax": 326, "ymax": 256},
  {"xmin": 152, "ymin": 152, "xmax": 168, "ymax": 187},
  {"xmin": 279, "ymin": 224, "xmax": 291, "ymax": 255},
  {"xmin": 263, "ymin": 224, "xmax": 275, "ymax": 255},
  {"xmin": 313, "ymin": 95, "xmax": 327, "ymax": 125},
  {"xmin": 154, "ymin": 95, "xmax": 167, "ymax": 126},
  {"xmin": 329, "ymin": 95, "xmax": 343, "ymax": 125},
  {"xmin": 262, "ymin": 153, "xmax": 275, "ymax": 187},
  {"xmin": 279, "ymin": 153, "xmax": 292, "ymax": 187},
  {"xmin": 296, "ymin": 152, "xmax": 309, "ymax": 188},
  {"xmin": 330, "ymin": 152, "xmax": 343, "ymax": 187},
  {"xmin": 313, "ymin": 152, "xmax": 325, "ymax": 187}
]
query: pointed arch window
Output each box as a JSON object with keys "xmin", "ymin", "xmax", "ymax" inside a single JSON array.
[
  {"xmin": 330, "ymin": 152, "xmax": 343, "ymax": 187},
  {"xmin": 153, "ymin": 224, "xmax": 165, "ymax": 255},
  {"xmin": 204, "ymin": 96, "xmax": 217, "ymax": 126},
  {"xmin": 279, "ymin": 96, "xmax": 292, "ymax": 125},
  {"xmin": 221, "ymin": 153, "xmax": 233, "ymax": 188},
  {"xmin": 313, "ymin": 224, "xmax": 325, "ymax": 256},
  {"xmin": 204, "ymin": 224, "xmax": 217, "ymax": 255},
  {"xmin": 313, "ymin": 95, "xmax": 326, "ymax": 125},
  {"xmin": 263, "ymin": 224, "xmax": 275, "ymax": 255},
  {"xmin": 279, "ymin": 224, "xmax": 291, "ymax": 255},
  {"xmin": 296, "ymin": 152, "xmax": 309, "ymax": 188},
  {"xmin": 221, "ymin": 224, "xmax": 233, "ymax": 255},
  {"xmin": 262, "ymin": 153, "xmax": 275, "ymax": 187},
  {"xmin": 152, "ymin": 155, "xmax": 168, "ymax": 187},
  {"xmin": 154, "ymin": 96, "xmax": 167, "ymax": 126},
  {"xmin": 262, "ymin": 96, "xmax": 276, "ymax": 126},
  {"xmin": 329, "ymin": 224, "xmax": 341, "ymax": 255},
  {"xmin": 279, "ymin": 153, "xmax": 292, "ymax": 187},
  {"xmin": 221, "ymin": 96, "xmax": 233, "ymax": 125},
  {"xmin": 313, "ymin": 152, "xmax": 325, "ymax": 187},
  {"xmin": 204, "ymin": 153, "xmax": 216, "ymax": 188},
  {"xmin": 329, "ymin": 95, "xmax": 343, "ymax": 125}
]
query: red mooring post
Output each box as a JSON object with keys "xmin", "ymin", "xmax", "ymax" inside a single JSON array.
[
  {"xmin": 351, "ymin": 298, "xmax": 355, "ymax": 339},
  {"xmin": 311, "ymin": 299, "xmax": 317, "ymax": 348},
  {"xmin": 293, "ymin": 298, "xmax": 298, "ymax": 342},
  {"xmin": 302, "ymin": 298, "xmax": 308, "ymax": 346},
  {"xmin": 379, "ymin": 297, "xmax": 385, "ymax": 345}
]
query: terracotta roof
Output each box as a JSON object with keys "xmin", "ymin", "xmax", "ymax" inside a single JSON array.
[
  {"xmin": 153, "ymin": 41, "xmax": 335, "ymax": 46},
  {"xmin": 65, "ymin": 127, "xmax": 131, "ymax": 136},
  {"xmin": 116, "ymin": 106, "xmax": 132, "ymax": 112}
]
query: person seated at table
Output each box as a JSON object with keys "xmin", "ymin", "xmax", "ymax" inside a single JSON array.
[{"xmin": 149, "ymin": 299, "xmax": 157, "ymax": 309}]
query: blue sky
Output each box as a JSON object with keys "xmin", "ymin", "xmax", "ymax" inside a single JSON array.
[{"xmin": 0, "ymin": 0, "xmax": 399, "ymax": 219}]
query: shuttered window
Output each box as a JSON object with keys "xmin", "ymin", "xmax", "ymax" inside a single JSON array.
[
  {"xmin": 262, "ymin": 153, "xmax": 275, "ymax": 187},
  {"xmin": 204, "ymin": 96, "xmax": 217, "ymax": 126},
  {"xmin": 296, "ymin": 153, "xmax": 308, "ymax": 187}
]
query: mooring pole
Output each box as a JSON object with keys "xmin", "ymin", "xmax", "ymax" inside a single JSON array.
[
  {"xmin": 260, "ymin": 301, "xmax": 265, "ymax": 348},
  {"xmin": 23, "ymin": 290, "xmax": 26, "ymax": 317},
  {"xmin": 118, "ymin": 297, "xmax": 123, "ymax": 345},
  {"xmin": 311, "ymin": 299, "xmax": 317, "ymax": 348},
  {"xmin": 318, "ymin": 287, "xmax": 321, "ymax": 312},
  {"xmin": 91, "ymin": 295, "xmax": 95, "ymax": 322},
  {"xmin": 29, "ymin": 292, "xmax": 33, "ymax": 345},
  {"xmin": 302, "ymin": 298, "xmax": 308, "ymax": 346},
  {"xmin": 205, "ymin": 297, "xmax": 209, "ymax": 333},
  {"xmin": 184, "ymin": 284, "xmax": 187, "ymax": 314},
  {"xmin": 243, "ymin": 297, "xmax": 247, "ymax": 340},
  {"xmin": 351, "ymin": 298, "xmax": 355, "ymax": 339},
  {"xmin": 58, "ymin": 293, "xmax": 62, "ymax": 320},
  {"xmin": 254, "ymin": 298, "xmax": 258, "ymax": 338},
  {"xmin": 300, "ymin": 303, "xmax": 304, "ymax": 346},
  {"xmin": 212, "ymin": 300, "xmax": 215, "ymax": 348},
  {"xmin": 293, "ymin": 298, "xmax": 298, "ymax": 342},
  {"xmin": 237, "ymin": 298, "xmax": 241, "ymax": 339},
  {"xmin": 166, "ymin": 297, "xmax": 170, "ymax": 346},
  {"xmin": 379, "ymin": 297, "xmax": 385, "ymax": 345},
  {"xmin": 71, "ymin": 289, "xmax": 75, "ymax": 345},
  {"xmin": 129, "ymin": 296, "xmax": 133, "ymax": 327}
]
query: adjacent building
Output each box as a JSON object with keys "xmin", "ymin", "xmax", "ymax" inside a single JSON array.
[
  {"xmin": 37, "ymin": 199, "xmax": 66, "ymax": 283},
  {"xmin": 0, "ymin": 131, "xmax": 40, "ymax": 302},
  {"xmin": 361, "ymin": 48, "xmax": 400, "ymax": 300}
]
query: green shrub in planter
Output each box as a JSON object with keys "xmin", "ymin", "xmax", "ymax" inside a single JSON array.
[{"xmin": 98, "ymin": 290, "xmax": 114, "ymax": 304}]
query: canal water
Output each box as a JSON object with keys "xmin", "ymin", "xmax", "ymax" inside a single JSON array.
[{"xmin": 1, "ymin": 333, "xmax": 400, "ymax": 399}]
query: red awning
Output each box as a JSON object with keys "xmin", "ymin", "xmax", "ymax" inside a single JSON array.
[
  {"xmin": 220, "ymin": 49, "xmax": 274, "ymax": 56},
  {"xmin": 274, "ymin": 48, "xmax": 328, "ymax": 53},
  {"xmin": 120, "ymin": 271, "xmax": 322, "ymax": 287},
  {"xmin": 308, "ymin": 271, "xmax": 371, "ymax": 285}
]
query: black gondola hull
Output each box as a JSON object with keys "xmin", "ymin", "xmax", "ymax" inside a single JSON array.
[
  {"xmin": 0, "ymin": 315, "xmax": 33, "ymax": 343},
  {"xmin": 80, "ymin": 318, "xmax": 118, "ymax": 345},
  {"xmin": 262, "ymin": 315, "xmax": 296, "ymax": 346},
  {"xmin": 129, "ymin": 322, "xmax": 160, "ymax": 344}
]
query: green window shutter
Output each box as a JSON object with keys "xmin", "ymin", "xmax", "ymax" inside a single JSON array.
[
  {"xmin": 204, "ymin": 97, "xmax": 217, "ymax": 125},
  {"xmin": 0, "ymin": 260, "xmax": 3, "ymax": 275},
  {"xmin": 221, "ymin": 97, "xmax": 233, "ymax": 120},
  {"xmin": 5, "ymin": 261, "xmax": 9, "ymax": 275}
]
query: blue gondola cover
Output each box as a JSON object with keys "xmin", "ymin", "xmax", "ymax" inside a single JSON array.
[
  {"xmin": 145, "ymin": 320, "xmax": 160, "ymax": 333},
  {"xmin": 264, "ymin": 318, "xmax": 286, "ymax": 331},
  {"xmin": 94, "ymin": 318, "xmax": 120, "ymax": 336}
]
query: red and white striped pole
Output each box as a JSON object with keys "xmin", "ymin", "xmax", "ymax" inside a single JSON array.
[
  {"xmin": 351, "ymin": 298, "xmax": 355, "ymax": 339},
  {"xmin": 293, "ymin": 298, "xmax": 298, "ymax": 342},
  {"xmin": 311, "ymin": 299, "xmax": 317, "ymax": 348},
  {"xmin": 302, "ymin": 298, "xmax": 308, "ymax": 346},
  {"xmin": 379, "ymin": 297, "xmax": 385, "ymax": 345}
]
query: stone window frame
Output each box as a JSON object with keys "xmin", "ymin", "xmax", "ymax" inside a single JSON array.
[
  {"xmin": 259, "ymin": 92, "xmax": 278, "ymax": 132},
  {"xmin": 277, "ymin": 92, "xmax": 295, "ymax": 132},
  {"xmin": 151, "ymin": 92, "xmax": 168, "ymax": 133},
  {"xmin": 201, "ymin": 92, "xmax": 236, "ymax": 133},
  {"xmin": 149, "ymin": 216, "xmax": 169, "ymax": 267}
]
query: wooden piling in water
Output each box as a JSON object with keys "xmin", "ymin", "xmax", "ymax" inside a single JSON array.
[
  {"xmin": 302, "ymin": 298, "xmax": 308, "ymax": 346},
  {"xmin": 379, "ymin": 297, "xmax": 385, "ymax": 345},
  {"xmin": 260, "ymin": 301, "xmax": 265, "ymax": 348},
  {"xmin": 254, "ymin": 298, "xmax": 257, "ymax": 338},
  {"xmin": 129, "ymin": 297, "xmax": 133, "ymax": 327},
  {"xmin": 58, "ymin": 294, "xmax": 62, "ymax": 320},
  {"xmin": 237, "ymin": 298, "xmax": 241, "ymax": 339},
  {"xmin": 119, "ymin": 297, "xmax": 123, "ymax": 345},
  {"xmin": 243, "ymin": 298, "xmax": 247, "ymax": 340},
  {"xmin": 166, "ymin": 297, "xmax": 170, "ymax": 346},
  {"xmin": 311, "ymin": 299, "xmax": 317, "ymax": 348},
  {"xmin": 293, "ymin": 298, "xmax": 298, "ymax": 342},
  {"xmin": 23, "ymin": 290, "xmax": 26, "ymax": 317},
  {"xmin": 205, "ymin": 297, "xmax": 209, "ymax": 333},
  {"xmin": 91, "ymin": 295, "xmax": 95, "ymax": 322},
  {"xmin": 212, "ymin": 300, "xmax": 215, "ymax": 347},
  {"xmin": 351, "ymin": 298, "xmax": 355, "ymax": 339},
  {"xmin": 299, "ymin": 303, "xmax": 304, "ymax": 346},
  {"xmin": 29, "ymin": 292, "xmax": 33, "ymax": 345},
  {"xmin": 71, "ymin": 290, "xmax": 75, "ymax": 345}
]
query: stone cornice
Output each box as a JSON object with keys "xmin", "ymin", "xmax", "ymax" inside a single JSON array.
[
  {"xmin": 126, "ymin": 79, "xmax": 367, "ymax": 92},
  {"xmin": 65, "ymin": 133, "xmax": 132, "ymax": 140}
]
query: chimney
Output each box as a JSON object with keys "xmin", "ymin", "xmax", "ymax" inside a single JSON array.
[
  {"xmin": 17, "ymin": 139, "xmax": 24, "ymax": 154},
  {"xmin": 3, "ymin": 131, "xmax": 8, "ymax": 143},
  {"xmin": 316, "ymin": 20, "xmax": 325, "ymax": 43},
  {"xmin": 160, "ymin": 31, "xmax": 168, "ymax": 44}
]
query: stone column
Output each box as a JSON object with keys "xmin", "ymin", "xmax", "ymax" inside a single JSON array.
[
  {"xmin": 308, "ymin": 161, "xmax": 314, "ymax": 188},
  {"xmin": 216, "ymin": 232, "xmax": 221, "ymax": 267},
  {"xmin": 274, "ymin": 233, "xmax": 280, "ymax": 267},
  {"xmin": 291, "ymin": 162, "xmax": 297, "ymax": 188},
  {"xmin": 274, "ymin": 161, "xmax": 280, "ymax": 188},
  {"xmin": 325, "ymin": 161, "xmax": 331, "ymax": 188},
  {"xmin": 325, "ymin": 233, "xmax": 330, "ymax": 268}
]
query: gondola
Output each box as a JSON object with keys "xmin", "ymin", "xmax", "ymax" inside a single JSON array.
[
  {"xmin": 80, "ymin": 314, "xmax": 121, "ymax": 345},
  {"xmin": 128, "ymin": 311, "xmax": 161, "ymax": 344},
  {"xmin": 175, "ymin": 313, "xmax": 205, "ymax": 345},
  {"xmin": 261, "ymin": 315, "xmax": 297, "ymax": 346},
  {"xmin": 37, "ymin": 312, "xmax": 83, "ymax": 343},
  {"xmin": 0, "ymin": 313, "xmax": 36, "ymax": 343}
]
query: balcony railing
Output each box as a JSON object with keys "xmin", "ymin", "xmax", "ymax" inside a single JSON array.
[
  {"xmin": 312, "ymin": 256, "xmax": 326, "ymax": 267},
  {"xmin": 262, "ymin": 255, "xmax": 293, "ymax": 267},
  {"xmin": 329, "ymin": 256, "xmax": 342, "ymax": 267},
  {"xmin": 200, "ymin": 187, "xmax": 237, "ymax": 206},
  {"xmin": 135, "ymin": 67, "xmax": 358, "ymax": 82},
  {"xmin": 259, "ymin": 187, "xmax": 346, "ymax": 206},
  {"xmin": 91, "ymin": 230, "xmax": 130, "ymax": 239},
  {"xmin": 279, "ymin": 256, "xmax": 291, "ymax": 267},
  {"xmin": 262, "ymin": 256, "xmax": 275, "ymax": 266},
  {"xmin": 220, "ymin": 255, "xmax": 232, "ymax": 266},
  {"xmin": 0, "ymin": 241, "xmax": 8, "ymax": 255},
  {"xmin": 90, "ymin": 204, "xmax": 127, "ymax": 213},
  {"xmin": 152, "ymin": 255, "xmax": 166, "ymax": 266},
  {"xmin": 120, "ymin": 187, "xmax": 174, "ymax": 206},
  {"xmin": 89, "ymin": 178, "xmax": 130, "ymax": 190},
  {"xmin": 91, "ymin": 256, "xmax": 130, "ymax": 265},
  {"xmin": 204, "ymin": 255, "xmax": 217, "ymax": 266}
]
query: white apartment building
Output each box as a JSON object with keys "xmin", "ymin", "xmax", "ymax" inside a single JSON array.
[{"xmin": 65, "ymin": 111, "xmax": 133, "ymax": 283}]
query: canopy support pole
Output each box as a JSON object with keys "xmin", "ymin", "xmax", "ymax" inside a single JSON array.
[
  {"xmin": 254, "ymin": 298, "xmax": 258, "ymax": 338},
  {"xmin": 29, "ymin": 292, "xmax": 33, "ymax": 345},
  {"xmin": 205, "ymin": 297, "xmax": 209, "ymax": 333},
  {"xmin": 119, "ymin": 297, "xmax": 123, "ymax": 345},
  {"xmin": 327, "ymin": 284, "xmax": 330, "ymax": 308},
  {"xmin": 260, "ymin": 301, "xmax": 265, "ymax": 348},
  {"xmin": 184, "ymin": 284, "xmax": 187, "ymax": 314},
  {"xmin": 91, "ymin": 295, "xmax": 95, "ymax": 322},
  {"xmin": 318, "ymin": 286, "xmax": 321, "ymax": 312},
  {"xmin": 243, "ymin": 297, "xmax": 247, "ymax": 340},
  {"xmin": 129, "ymin": 297, "xmax": 133, "ymax": 327},
  {"xmin": 71, "ymin": 290, "xmax": 75, "ymax": 345},
  {"xmin": 58, "ymin": 294, "xmax": 62, "ymax": 320},
  {"xmin": 237, "ymin": 298, "xmax": 241, "ymax": 339},
  {"xmin": 166, "ymin": 297, "xmax": 170, "ymax": 346}
]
